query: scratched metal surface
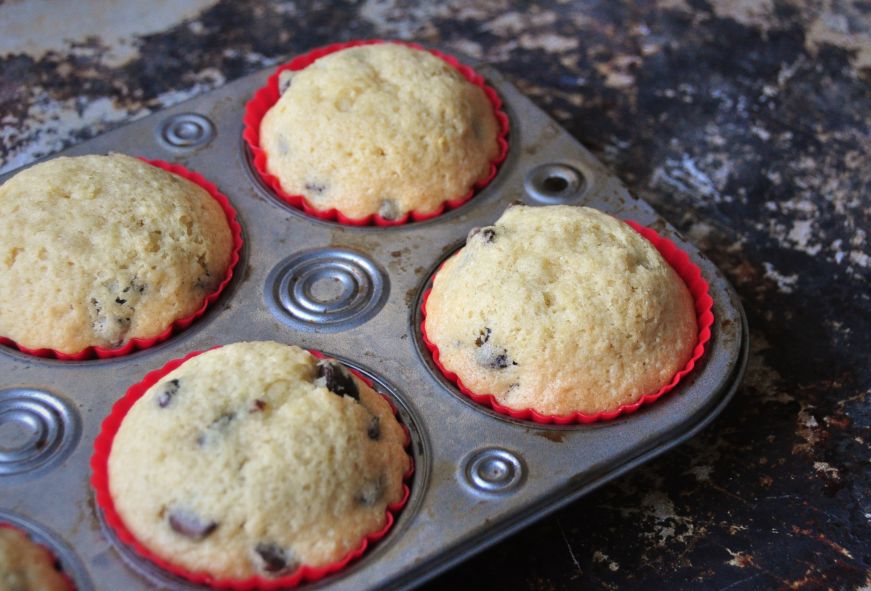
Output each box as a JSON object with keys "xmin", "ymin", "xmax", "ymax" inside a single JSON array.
[{"xmin": 0, "ymin": 55, "xmax": 747, "ymax": 591}]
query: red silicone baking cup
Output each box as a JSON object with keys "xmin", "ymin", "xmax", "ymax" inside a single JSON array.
[
  {"xmin": 242, "ymin": 39, "xmax": 510, "ymax": 226},
  {"xmin": 90, "ymin": 346, "xmax": 413, "ymax": 590},
  {"xmin": 420, "ymin": 220, "xmax": 715, "ymax": 424},
  {"xmin": 0, "ymin": 159, "xmax": 243, "ymax": 361},
  {"xmin": 0, "ymin": 523, "xmax": 76, "ymax": 590}
]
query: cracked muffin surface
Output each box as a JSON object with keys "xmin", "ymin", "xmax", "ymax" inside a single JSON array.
[
  {"xmin": 108, "ymin": 341, "xmax": 409, "ymax": 579},
  {"xmin": 259, "ymin": 43, "xmax": 500, "ymax": 220},
  {"xmin": 0, "ymin": 527, "xmax": 69, "ymax": 591},
  {"xmin": 424, "ymin": 205, "xmax": 698, "ymax": 416},
  {"xmin": 0, "ymin": 153, "xmax": 232, "ymax": 354}
]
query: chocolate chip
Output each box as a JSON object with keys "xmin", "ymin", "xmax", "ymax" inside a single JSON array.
[
  {"xmin": 304, "ymin": 182, "xmax": 326, "ymax": 194},
  {"xmin": 468, "ymin": 226, "xmax": 497, "ymax": 243},
  {"xmin": 125, "ymin": 277, "xmax": 147, "ymax": 295},
  {"xmin": 356, "ymin": 476, "xmax": 385, "ymax": 507},
  {"xmin": 367, "ymin": 415, "xmax": 380, "ymax": 441},
  {"xmin": 277, "ymin": 70, "xmax": 295, "ymax": 94},
  {"xmin": 115, "ymin": 297, "xmax": 126, "ymax": 304},
  {"xmin": 168, "ymin": 509, "xmax": 217, "ymax": 540},
  {"xmin": 157, "ymin": 379, "xmax": 180, "ymax": 408},
  {"xmin": 475, "ymin": 342, "xmax": 517, "ymax": 370},
  {"xmin": 315, "ymin": 360, "xmax": 359, "ymax": 401},
  {"xmin": 475, "ymin": 327, "xmax": 491, "ymax": 347},
  {"xmin": 378, "ymin": 199, "xmax": 399, "ymax": 220},
  {"xmin": 254, "ymin": 542, "xmax": 298, "ymax": 574},
  {"xmin": 250, "ymin": 399, "xmax": 266, "ymax": 413},
  {"xmin": 492, "ymin": 353, "xmax": 515, "ymax": 369}
]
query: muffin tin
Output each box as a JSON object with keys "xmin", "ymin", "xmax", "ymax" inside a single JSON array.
[{"xmin": 0, "ymin": 48, "xmax": 748, "ymax": 591}]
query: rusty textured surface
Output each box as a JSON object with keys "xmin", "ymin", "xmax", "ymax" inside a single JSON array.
[{"xmin": 0, "ymin": 0, "xmax": 868, "ymax": 589}]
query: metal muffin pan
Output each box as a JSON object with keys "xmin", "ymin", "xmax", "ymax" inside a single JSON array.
[{"xmin": 0, "ymin": 51, "xmax": 748, "ymax": 591}]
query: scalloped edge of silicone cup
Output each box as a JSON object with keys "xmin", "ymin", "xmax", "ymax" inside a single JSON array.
[
  {"xmin": 0, "ymin": 159, "xmax": 243, "ymax": 361},
  {"xmin": 420, "ymin": 219, "xmax": 714, "ymax": 425},
  {"xmin": 90, "ymin": 345, "xmax": 414, "ymax": 589},
  {"xmin": 242, "ymin": 39, "xmax": 510, "ymax": 226}
]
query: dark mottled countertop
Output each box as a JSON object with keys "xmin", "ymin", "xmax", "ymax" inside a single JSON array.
[{"xmin": 1, "ymin": 1, "xmax": 868, "ymax": 589}]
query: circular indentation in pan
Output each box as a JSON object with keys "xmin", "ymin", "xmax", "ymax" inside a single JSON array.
[
  {"xmin": 524, "ymin": 163, "xmax": 586, "ymax": 204},
  {"xmin": 265, "ymin": 248, "xmax": 389, "ymax": 332},
  {"xmin": 157, "ymin": 113, "xmax": 215, "ymax": 150},
  {"xmin": 95, "ymin": 354, "xmax": 429, "ymax": 589},
  {"xmin": 0, "ymin": 388, "xmax": 80, "ymax": 477},
  {"xmin": 461, "ymin": 448, "xmax": 525, "ymax": 495},
  {"xmin": 0, "ymin": 510, "xmax": 93, "ymax": 591}
]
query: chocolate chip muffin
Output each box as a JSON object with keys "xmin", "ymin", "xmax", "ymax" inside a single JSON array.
[
  {"xmin": 0, "ymin": 527, "xmax": 69, "ymax": 591},
  {"xmin": 0, "ymin": 154, "xmax": 233, "ymax": 354},
  {"xmin": 108, "ymin": 341, "xmax": 409, "ymax": 579},
  {"xmin": 259, "ymin": 43, "xmax": 501, "ymax": 220},
  {"xmin": 424, "ymin": 205, "xmax": 698, "ymax": 416}
]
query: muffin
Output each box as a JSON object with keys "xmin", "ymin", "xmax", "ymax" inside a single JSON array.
[
  {"xmin": 0, "ymin": 154, "xmax": 234, "ymax": 355},
  {"xmin": 107, "ymin": 341, "xmax": 410, "ymax": 580},
  {"xmin": 0, "ymin": 526, "xmax": 70, "ymax": 591},
  {"xmin": 258, "ymin": 42, "xmax": 501, "ymax": 221},
  {"xmin": 423, "ymin": 205, "xmax": 698, "ymax": 416}
]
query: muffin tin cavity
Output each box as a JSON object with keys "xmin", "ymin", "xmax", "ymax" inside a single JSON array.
[
  {"xmin": 265, "ymin": 248, "xmax": 389, "ymax": 332},
  {"xmin": 0, "ymin": 510, "xmax": 93, "ymax": 591},
  {"xmin": 157, "ymin": 113, "xmax": 216, "ymax": 151},
  {"xmin": 0, "ymin": 157, "xmax": 243, "ymax": 362},
  {"xmin": 241, "ymin": 40, "xmax": 510, "ymax": 228},
  {"xmin": 461, "ymin": 448, "xmax": 525, "ymax": 496},
  {"xmin": 95, "ymin": 354, "xmax": 427, "ymax": 591},
  {"xmin": 0, "ymin": 388, "xmax": 80, "ymax": 478},
  {"xmin": 524, "ymin": 163, "xmax": 587, "ymax": 204}
]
